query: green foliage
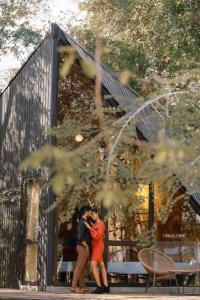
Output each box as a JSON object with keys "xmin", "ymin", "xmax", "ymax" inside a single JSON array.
[
  {"xmin": 19, "ymin": 8, "xmax": 200, "ymax": 242},
  {"xmin": 19, "ymin": 144, "xmax": 82, "ymax": 195},
  {"xmin": 81, "ymin": 59, "xmax": 97, "ymax": 79},
  {"xmin": 0, "ymin": 0, "xmax": 43, "ymax": 56},
  {"xmin": 20, "ymin": 66, "xmax": 200, "ymax": 227},
  {"xmin": 136, "ymin": 226, "xmax": 157, "ymax": 249},
  {"xmin": 95, "ymin": 181, "xmax": 129, "ymax": 210},
  {"xmin": 79, "ymin": 0, "xmax": 200, "ymax": 81}
]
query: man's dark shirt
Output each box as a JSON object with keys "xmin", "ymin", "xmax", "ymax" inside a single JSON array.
[{"xmin": 77, "ymin": 218, "xmax": 91, "ymax": 247}]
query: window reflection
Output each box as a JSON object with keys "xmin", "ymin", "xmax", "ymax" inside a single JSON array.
[
  {"xmin": 107, "ymin": 246, "xmax": 146, "ymax": 284},
  {"xmin": 154, "ymin": 182, "xmax": 200, "ymax": 242},
  {"xmin": 108, "ymin": 185, "xmax": 149, "ymax": 241}
]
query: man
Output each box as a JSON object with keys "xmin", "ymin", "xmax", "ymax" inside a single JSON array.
[{"xmin": 71, "ymin": 205, "xmax": 91, "ymax": 293}]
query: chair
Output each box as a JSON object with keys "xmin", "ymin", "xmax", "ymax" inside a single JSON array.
[{"xmin": 138, "ymin": 248, "xmax": 180, "ymax": 293}]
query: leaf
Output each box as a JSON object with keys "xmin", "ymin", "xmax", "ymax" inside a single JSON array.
[
  {"xmin": 96, "ymin": 182, "xmax": 128, "ymax": 209},
  {"xmin": 60, "ymin": 54, "xmax": 76, "ymax": 78},
  {"xmin": 154, "ymin": 150, "xmax": 167, "ymax": 164},
  {"xmin": 119, "ymin": 70, "xmax": 136, "ymax": 85},
  {"xmin": 52, "ymin": 173, "xmax": 66, "ymax": 196},
  {"xmin": 151, "ymin": 73, "xmax": 166, "ymax": 84},
  {"xmin": 81, "ymin": 59, "xmax": 96, "ymax": 79},
  {"xmin": 58, "ymin": 46, "xmax": 77, "ymax": 55},
  {"xmin": 19, "ymin": 145, "xmax": 54, "ymax": 170}
]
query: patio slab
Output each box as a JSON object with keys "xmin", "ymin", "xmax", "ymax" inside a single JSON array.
[{"xmin": 0, "ymin": 289, "xmax": 200, "ymax": 300}]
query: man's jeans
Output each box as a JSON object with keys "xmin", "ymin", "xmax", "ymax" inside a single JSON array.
[{"xmin": 72, "ymin": 245, "xmax": 89, "ymax": 288}]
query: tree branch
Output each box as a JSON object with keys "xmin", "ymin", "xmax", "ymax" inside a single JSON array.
[{"xmin": 106, "ymin": 91, "xmax": 189, "ymax": 176}]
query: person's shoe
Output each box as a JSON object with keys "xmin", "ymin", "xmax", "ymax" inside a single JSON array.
[
  {"xmin": 70, "ymin": 287, "xmax": 85, "ymax": 293},
  {"xmin": 102, "ymin": 285, "xmax": 110, "ymax": 293},
  {"xmin": 80, "ymin": 287, "xmax": 89, "ymax": 293},
  {"xmin": 91, "ymin": 286, "xmax": 104, "ymax": 294}
]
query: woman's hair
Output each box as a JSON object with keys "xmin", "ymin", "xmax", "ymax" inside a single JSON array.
[{"xmin": 91, "ymin": 207, "xmax": 100, "ymax": 214}]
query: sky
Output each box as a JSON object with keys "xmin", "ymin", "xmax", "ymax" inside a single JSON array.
[
  {"xmin": 51, "ymin": 0, "xmax": 79, "ymax": 14},
  {"xmin": 0, "ymin": 0, "xmax": 81, "ymax": 89}
]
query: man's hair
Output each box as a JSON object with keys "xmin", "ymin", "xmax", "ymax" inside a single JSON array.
[
  {"xmin": 91, "ymin": 207, "xmax": 100, "ymax": 214},
  {"xmin": 79, "ymin": 205, "xmax": 91, "ymax": 217}
]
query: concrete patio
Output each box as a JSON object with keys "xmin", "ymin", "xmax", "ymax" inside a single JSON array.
[{"xmin": 0, "ymin": 289, "xmax": 200, "ymax": 300}]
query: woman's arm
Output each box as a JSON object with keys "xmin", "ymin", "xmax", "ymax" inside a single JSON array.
[
  {"xmin": 89, "ymin": 222, "xmax": 105, "ymax": 240},
  {"xmin": 83, "ymin": 221, "xmax": 92, "ymax": 230}
]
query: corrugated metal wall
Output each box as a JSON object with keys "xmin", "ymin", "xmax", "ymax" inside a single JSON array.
[
  {"xmin": 0, "ymin": 36, "xmax": 53, "ymax": 189},
  {"xmin": 64, "ymin": 32, "xmax": 138, "ymax": 111},
  {"xmin": 0, "ymin": 195, "xmax": 22, "ymax": 288},
  {"xmin": 0, "ymin": 29, "xmax": 57, "ymax": 289}
]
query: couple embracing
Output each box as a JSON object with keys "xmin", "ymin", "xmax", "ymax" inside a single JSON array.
[{"xmin": 71, "ymin": 205, "xmax": 110, "ymax": 294}]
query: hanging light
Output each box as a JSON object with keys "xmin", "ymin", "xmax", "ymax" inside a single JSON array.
[{"xmin": 75, "ymin": 134, "xmax": 84, "ymax": 142}]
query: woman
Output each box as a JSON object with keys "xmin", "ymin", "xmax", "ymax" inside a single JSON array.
[{"xmin": 84, "ymin": 207, "xmax": 110, "ymax": 294}]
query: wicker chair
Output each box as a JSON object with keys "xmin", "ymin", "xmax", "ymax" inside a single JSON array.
[{"xmin": 138, "ymin": 248, "xmax": 180, "ymax": 293}]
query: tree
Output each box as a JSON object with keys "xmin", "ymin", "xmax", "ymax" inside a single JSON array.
[
  {"xmin": 0, "ymin": 0, "xmax": 45, "ymax": 57},
  {"xmin": 20, "ymin": 47, "xmax": 200, "ymax": 243},
  {"xmin": 0, "ymin": 67, "xmax": 17, "ymax": 92},
  {"xmin": 15, "ymin": 1, "xmax": 200, "ymax": 244},
  {"xmin": 79, "ymin": 0, "xmax": 200, "ymax": 78}
]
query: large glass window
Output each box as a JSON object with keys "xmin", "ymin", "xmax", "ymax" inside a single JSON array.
[
  {"xmin": 154, "ymin": 182, "xmax": 200, "ymax": 242},
  {"xmin": 107, "ymin": 246, "xmax": 146, "ymax": 284},
  {"xmin": 108, "ymin": 185, "xmax": 149, "ymax": 241},
  {"xmin": 154, "ymin": 182, "xmax": 200, "ymax": 286},
  {"xmin": 54, "ymin": 179, "xmax": 200, "ymax": 287}
]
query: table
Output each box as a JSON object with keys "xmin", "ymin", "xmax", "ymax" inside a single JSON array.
[{"xmin": 168, "ymin": 269, "xmax": 200, "ymax": 294}]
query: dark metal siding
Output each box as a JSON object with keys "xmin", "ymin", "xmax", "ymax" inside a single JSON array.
[
  {"xmin": 0, "ymin": 27, "xmax": 57, "ymax": 289},
  {"xmin": 68, "ymin": 36, "xmax": 138, "ymax": 110},
  {"xmin": 0, "ymin": 36, "xmax": 53, "ymax": 189},
  {"xmin": 0, "ymin": 195, "xmax": 23, "ymax": 288}
]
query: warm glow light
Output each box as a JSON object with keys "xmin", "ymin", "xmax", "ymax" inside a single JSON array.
[
  {"xmin": 137, "ymin": 184, "xmax": 149, "ymax": 210},
  {"xmin": 75, "ymin": 134, "xmax": 83, "ymax": 142}
]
